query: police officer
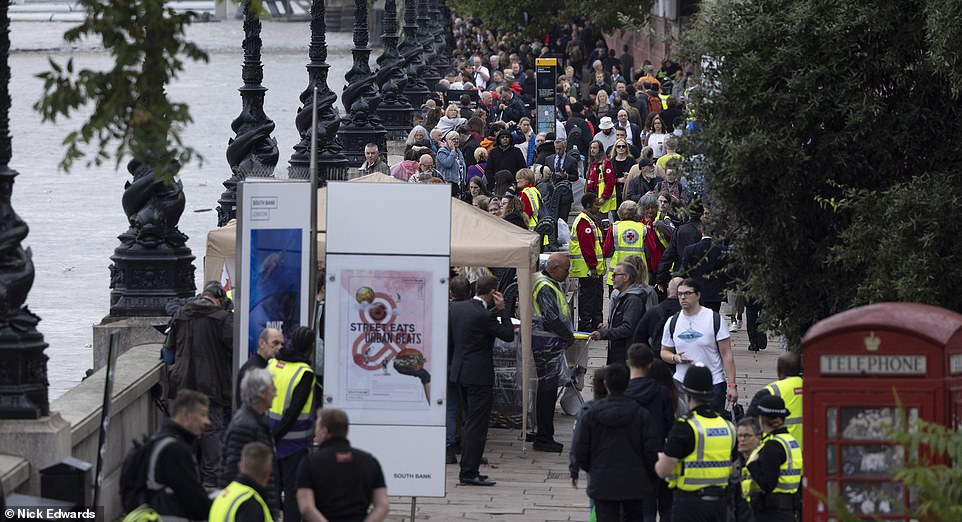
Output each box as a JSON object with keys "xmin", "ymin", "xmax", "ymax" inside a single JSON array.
[
  {"xmin": 267, "ymin": 326, "xmax": 316, "ymax": 522},
  {"xmin": 742, "ymin": 395, "xmax": 802, "ymax": 522},
  {"xmin": 748, "ymin": 352, "xmax": 803, "ymax": 448},
  {"xmin": 655, "ymin": 363, "xmax": 735, "ymax": 522},
  {"xmin": 209, "ymin": 442, "xmax": 274, "ymax": 522}
]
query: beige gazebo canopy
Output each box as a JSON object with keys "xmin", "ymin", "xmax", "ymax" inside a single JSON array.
[{"xmin": 204, "ymin": 172, "xmax": 541, "ymax": 443}]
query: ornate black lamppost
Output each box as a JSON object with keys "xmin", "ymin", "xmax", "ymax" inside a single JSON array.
[
  {"xmin": 399, "ymin": 0, "xmax": 431, "ymax": 109},
  {"xmin": 428, "ymin": 0, "xmax": 448, "ymax": 78},
  {"xmin": 288, "ymin": 0, "xmax": 349, "ymax": 184},
  {"xmin": 373, "ymin": 0, "xmax": 413, "ymax": 140},
  {"xmin": 416, "ymin": 0, "xmax": 440, "ymax": 92},
  {"xmin": 217, "ymin": 0, "xmax": 279, "ymax": 227},
  {"xmin": 337, "ymin": 0, "xmax": 387, "ymax": 166},
  {"xmin": 0, "ymin": 0, "xmax": 49, "ymax": 418}
]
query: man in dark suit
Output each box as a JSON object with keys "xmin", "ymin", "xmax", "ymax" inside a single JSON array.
[
  {"xmin": 545, "ymin": 138, "xmax": 580, "ymax": 181},
  {"xmin": 448, "ymin": 275, "xmax": 515, "ymax": 486},
  {"xmin": 681, "ymin": 221, "xmax": 731, "ymax": 312},
  {"xmin": 544, "ymin": 138, "xmax": 581, "ymax": 220}
]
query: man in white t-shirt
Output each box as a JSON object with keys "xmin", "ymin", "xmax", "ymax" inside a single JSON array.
[
  {"xmin": 473, "ymin": 55, "xmax": 490, "ymax": 91},
  {"xmin": 659, "ymin": 278, "xmax": 738, "ymax": 415}
]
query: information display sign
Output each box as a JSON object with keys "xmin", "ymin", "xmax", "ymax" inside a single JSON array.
[{"xmin": 535, "ymin": 57, "xmax": 558, "ymax": 136}]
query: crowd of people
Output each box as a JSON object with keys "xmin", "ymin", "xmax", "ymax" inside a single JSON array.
[{"xmin": 113, "ymin": 12, "xmax": 806, "ymax": 522}]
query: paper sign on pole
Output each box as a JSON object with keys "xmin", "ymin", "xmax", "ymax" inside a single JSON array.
[{"xmin": 325, "ymin": 182, "xmax": 450, "ymax": 497}]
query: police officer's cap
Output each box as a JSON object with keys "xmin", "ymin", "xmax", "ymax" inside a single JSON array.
[
  {"xmin": 756, "ymin": 394, "xmax": 790, "ymax": 419},
  {"xmin": 681, "ymin": 363, "xmax": 714, "ymax": 400}
]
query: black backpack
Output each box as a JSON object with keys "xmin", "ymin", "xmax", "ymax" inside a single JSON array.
[{"xmin": 119, "ymin": 433, "xmax": 175, "ymax": 512}]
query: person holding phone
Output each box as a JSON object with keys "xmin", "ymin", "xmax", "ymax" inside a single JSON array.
[{"xmin": 658, "ymin": 279, "xmax": 738, "ymax": 415}]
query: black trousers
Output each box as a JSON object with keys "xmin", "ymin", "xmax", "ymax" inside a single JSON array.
[
  {"xmin": 577, "ymin": 276, "xmax": 604, "ymax": 331},
  {"xmin": 671, "ymin": 496, "xmax": 727, "ymax": 522},
  {"xmin": 457, "ymin": 383, "xmax": 493, "ymax": 479},
  {"xmin": 746, "ymin": 300, "xmax": 767, "ymax": 350},
  {"xmin": 533, "ymin": 350, "xmax": 560, "ymax": 441},
  {"xmin": 277, "ymin": 448, "xmax": 307, "ymax": 522},
  {"xmin": 594, "ymin": 498, "xmax": 646, "ymax": 522}
]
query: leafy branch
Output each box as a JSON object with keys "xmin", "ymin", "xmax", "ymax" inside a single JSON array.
[{"xmin": 33, "ymin": 0, "xmax": 209, "ymax": 181}]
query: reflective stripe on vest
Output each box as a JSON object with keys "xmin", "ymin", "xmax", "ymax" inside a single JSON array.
[
  {"xmin": 771, "ymin": 434, "xmax": 803, "ymax": 493},
  {"xmin": 659, "ymin": 93, "xmax": 670, "ymax": 110},
  {"xmin": 670, "ymin": 412, "xmax": 735, "ymax": 491},
  {"xmin": 209, "ymin": 481, "xmax": 273, "ymax": 522},
  {"xmin": 742, "ymin": 432, "xmax": 803, "ymax": 499},
  {"xmin": 766, "ymin": 376, "xmax": 803, "ymax": 448},
  {"xmin": 533, "ymin": 274, "xmax": 570, "ymax": 319},
  {"xmin": 267, "ymin": 359, "xmax": 314, "ymax": 451},
  {"xmin": 605, "ymin": 220, "xmax": 648, "ymax": 285},
  {"xmin": 568, "ymin": 212, "xmax": 604, "ymax": 278},
  {"xmin": 521, "ymin": 186, "xmax": 542, "ymax": 229}
]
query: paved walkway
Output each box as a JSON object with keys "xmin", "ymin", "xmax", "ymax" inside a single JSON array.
[{"xmin": 385, "ymin": 310, "xmax": 782, "ymax": 520}]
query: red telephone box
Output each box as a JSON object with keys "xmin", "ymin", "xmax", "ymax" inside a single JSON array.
[{"xmin": 802, "ymin": 303, "xmax": 962, "ymax": 521}]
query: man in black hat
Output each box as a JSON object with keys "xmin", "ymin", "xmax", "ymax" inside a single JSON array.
[
  {"xmin": 741, "ymin": 395, "xmax": 802, "ymax": 522},
  {"xmin": 655, "ymin": 363, "xmax": 735, "ymax": 522}
]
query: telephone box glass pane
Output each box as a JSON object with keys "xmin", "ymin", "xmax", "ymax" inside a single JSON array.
[
  {"xmin": 826, "ymin": 444, "xmax": 836, "ymax": 475},
  {"xmin": 840, "ymin": 445, "xmax": 902, "ymax": 477},
  {"xmin": 827, "ymin": 407, "xmax": 837, "ymax": 439},
  {"xmin": 840, "ymin": 407, "xmax": 899, "ymax": 440},
  {"xmin": 839, "ymin": 482, "xmax": 904, "ymax": 515}
]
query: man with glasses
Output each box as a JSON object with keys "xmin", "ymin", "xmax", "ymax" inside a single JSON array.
[
  {"xmin": 590, "ymin": 262, "xmax": 647, "ymax": 365},
  {"xmin": 410, "ymin": 153, "xmax": 440, "ymax": 183},
  {"xmin": 658, "ymin": 279, "xmax": 737, "ymax": 416}
]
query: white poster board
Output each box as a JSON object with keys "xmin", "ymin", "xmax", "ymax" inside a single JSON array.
[
  {"xmin": 235, "ymin": 179, "xmax": 313, "ymax": 374},
  {"xmin": 324, "ymin": 182, "xmax": 450, "ymax": 497}
]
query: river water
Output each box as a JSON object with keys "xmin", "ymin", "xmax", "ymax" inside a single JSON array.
[{"xmin": 9, "ymin": 19, "xmax": 361, "ymax": 399}]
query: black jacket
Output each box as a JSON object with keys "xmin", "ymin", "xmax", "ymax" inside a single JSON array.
[
  {"xmin": 461, "ymin": 134, "xmax": 482, "ymax": 167},
  {"xmin": 219, "ymin": 405, "xmax": 279, "ymax": 515},
  {"xmin": 656, "ymin": 219, "xmax": 703, "ymax": 287},
  {"xmin": 448, "ymin": 298, "xmax": 514, "ymax": 386},
  {"xmin": 151, "ymin": 419, "xmax": 212, "ymax": 520},
  {"xmin": 598, "ymin": 285, "xmax": 647, "ymax": 363},
  {"xmin": 633, "ymin": 296, "xmax": 681, "ymax": 348},
  {"xmin": 681, "ymin": 237, "xmax": 731, "ymax": 305},
  {"xmin": 485, "ymin": 131, "xmax": 527, "ymax": 185},
  {"xmin": 499, "ymin": 93, "xmax": 526, "ymax": 124},
  {"xmin": 564, "ymin": 113, "xmax": 592, "ymax": 155},
  {"xmin": 168, "ymin": 296, "xmax": 233, "ymax": 406},
  {"xmin": 574, "ymin": 395, "xmax": 662, "ymax": 501},
  {"xmin": 625, "ymin": 376, "xmax": 675, "ymax": 442}
]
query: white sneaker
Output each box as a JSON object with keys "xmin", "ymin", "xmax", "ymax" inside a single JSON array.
[{"xmin": 730, "ymin": 320, "xmax": 742, "ymax": 332}]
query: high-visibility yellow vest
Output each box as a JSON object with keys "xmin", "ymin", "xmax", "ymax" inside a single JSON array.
[
  {"xmin": 765, "ymin": 376, "xmax": 803, "ymax": 448},
  {"xmin": 605, "ymin": 220, "xmax": 647, "ymax": 285},
  {"xmin": 569, "ymin": 212, "xmax": 604, "ymax": 278},
  {"xmin": 267, "ymin": 359, "xmax": 314, "ymax": 457},
  {"xmin": 659, "ymin": 93, "xmax": 670, "ymax": 110},
  {"xmin": 741, "ymin": 432, "xmax": 803, "ymax": 500},
  {"xmin": 521, "ymin": 185, "xmax": 542, "ymax": 230},
  {"xmin": 669, "ymin": 412, "xmax": 735, "ymax": 491},
  {"xmin": 209, "ymin": 481, "xmax": 272, "ymax": 522},
  {"xmin": 592, "ymin": 162, "xmax": 617, "ymax": 213},
  {"xmin": 533, "ymin": 274, "xmax": 570, "ymax": 320},
  {"xmin": 653, "ymin": 211, "xmax": 672, "ymax": 248}
]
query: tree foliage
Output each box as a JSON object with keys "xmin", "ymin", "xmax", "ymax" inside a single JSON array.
[
  {"xmin": 682, "ymin": 0, "xmax": 962, "ymax": 346},
  {"xmin": 447, "ymin": 0, "xmax": 653, "ymax": 40},
  {"xmin": 33, "ymin": 0, "xmax": 209, "ymax": 180}
]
